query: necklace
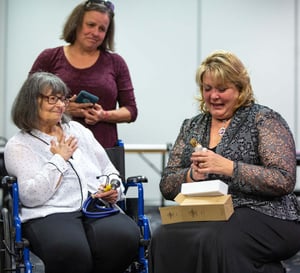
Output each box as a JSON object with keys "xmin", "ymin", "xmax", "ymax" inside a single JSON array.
[
  {"xmin": 28, "ymin": 132, "xmax": 49, "ymax": 145},
  {"xmin": 218, "ymin": 119, "xmax": 229, "ymax": 137}
]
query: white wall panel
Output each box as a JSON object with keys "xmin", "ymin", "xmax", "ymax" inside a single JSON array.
[
  {"xmin": 200, "ymin": 0, "xmax": 296, "ymax": 140},
  {"xmin": 4, "ymin": 0, "xmax": 80, "ymax": 138},
  {"xmin": 2, "ymin": 0, "xmax": 299, "ymax": 204},
  {"xmin": 0, "ymin": 0, "xmax": 7, "ymax": 137},
  {"xmin": 114, "ymin": 0, "xmax": 199, "ymax": 204}
]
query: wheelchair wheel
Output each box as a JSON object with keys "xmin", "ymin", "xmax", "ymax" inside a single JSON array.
[{"xmin": 0, "ymin": 207, "xmax": 13, "ymax": 271}]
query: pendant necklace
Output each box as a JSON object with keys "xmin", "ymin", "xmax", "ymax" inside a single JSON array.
[{"xmin": 218, "ymin": 119, "xmax": 229, "ymax": 137}]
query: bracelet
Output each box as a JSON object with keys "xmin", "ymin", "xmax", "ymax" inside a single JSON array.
[{"xmin": 189, "ymin": 168, "xmax": 196, "ymax": 181}]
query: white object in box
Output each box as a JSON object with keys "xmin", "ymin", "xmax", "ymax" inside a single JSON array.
[{"xmin": 181, "ymin": 179, "xmax": 228, "ymax": 196}]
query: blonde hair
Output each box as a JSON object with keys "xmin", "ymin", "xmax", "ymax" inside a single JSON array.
[{"xmin": 195, "ymin": 50, "xmax": 255, "ymax": 113}]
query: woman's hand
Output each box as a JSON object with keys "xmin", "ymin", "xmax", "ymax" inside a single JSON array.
[
  {"xmin": 50, "ymin": 135, "xmax": 78, "ymax": 161},
  {"xmin": 66, "ymin": 95, "xmax": 94, "ymax": 118},
  {"xmin": 70, "ymin": 102, "xmax": 132, "ymax": 125},
  {"xmin": 190, "ymin": 149, "xmax": 234, "ymax": 178},
  {"xmin": 92, "ymin": 189, "xmax": 119, "ymax": 204},
  {"xmin": 82, "ymin": 103, "xmax": 109, "ymax": 125}
]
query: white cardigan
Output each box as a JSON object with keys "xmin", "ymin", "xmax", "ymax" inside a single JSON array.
[{"xmin": 4, "ymin": 121, "xmax": 124, "ymax": 222}]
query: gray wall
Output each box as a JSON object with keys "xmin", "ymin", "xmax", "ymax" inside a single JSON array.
[
  {"xmin": 1, "ymin": 0, "xmax": 300, "ymax": 205},
  {"xmin": 0, "ymin": 0, "xmax": 7, "ymax": 136}
]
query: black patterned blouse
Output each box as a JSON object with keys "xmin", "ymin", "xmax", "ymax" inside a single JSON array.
[{"xmin": 160, "ymin": 103, "xmax": 300, "ymax": 221}]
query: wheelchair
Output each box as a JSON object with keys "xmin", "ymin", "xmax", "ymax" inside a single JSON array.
[{"xmin": 0, "ymin": 141, "xmax": 151, "ymax": 273}]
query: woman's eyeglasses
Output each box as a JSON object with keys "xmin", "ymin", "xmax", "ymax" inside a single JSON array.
[
  {"xmin": 85, "ymin": 0, "xmax": 115, "ymax": 12},
  {"xmin": 40, "ymin": 94, "xmax": 69, "ymax": 106}
]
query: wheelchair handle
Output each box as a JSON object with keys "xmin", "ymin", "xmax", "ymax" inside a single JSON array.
[
  {"xmin": 1, "ymin": 175, "xmax": 17, "ymax": 185},
  {"xmin": 127, "ymin": 175, "xmax": 148, "ymax": 183}
]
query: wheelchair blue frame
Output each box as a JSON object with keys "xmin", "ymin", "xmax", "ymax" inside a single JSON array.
[
  {"xmin": 125, "ymin": 176, "xmax": 150, "ymax": 273},
  {"xmin": 1, "ymin": 176, "xmax": 32, "ymax": 273},
  {"xmin": 1, "ymin": 138, "xmax": 151, "ymax": 273},
  {"xmin": 1, "ymin": 174, "xmax": 150, "ymax": 273},
  {"xmin": 12, "ymin": 179, "xmax": 32, "ymax": 273}
]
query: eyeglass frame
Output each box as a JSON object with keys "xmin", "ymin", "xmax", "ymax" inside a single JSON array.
[
  {"xmin": 85, "ymin": 0, "xmax": 115, "ymax": 13},
  {"xmin": 39, "ymin": 94, "xmax": 69, "ymax": 106}
]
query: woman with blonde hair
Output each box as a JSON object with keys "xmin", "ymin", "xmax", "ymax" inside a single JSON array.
[{"xmin": 149, "ymin": 50, "xmax": 300, "ymax": 273}]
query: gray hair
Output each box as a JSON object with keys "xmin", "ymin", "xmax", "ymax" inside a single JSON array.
[{"xmin": 12, "ymin": 72, "xmax": 70, "ymax": 131}]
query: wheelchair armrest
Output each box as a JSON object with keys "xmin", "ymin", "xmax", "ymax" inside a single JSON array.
[
  {"xmin": 126, "ymin": 175, "xmax": 148, "ymax": 183},
  {"xmin": 2, "ymin": 175, "xmax": 17, "ymax": 186}
]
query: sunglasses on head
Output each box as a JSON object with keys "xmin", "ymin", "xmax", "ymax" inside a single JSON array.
[{"xmin": 85, "ymin": 0, "xmax": 115, "ymax": 12}]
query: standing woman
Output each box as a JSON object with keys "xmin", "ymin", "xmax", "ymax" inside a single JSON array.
[{"xmin": 30, "ymin": 0, "xmax": 137, "ymax": 148}]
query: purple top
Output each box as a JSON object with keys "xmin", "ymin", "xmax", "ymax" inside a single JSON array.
[{"xmin": 30, "ymin": 46, "xmax": 137, "ymax": 148}]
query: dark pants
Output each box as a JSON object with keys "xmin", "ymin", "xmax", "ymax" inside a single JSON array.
[
  {"xmin": 23, "ymin": 211, "xmax": 140, "ymax": 273},
  {"xmin": 149, "ymin": 207, "xmax": 300, "ymax": 273}
]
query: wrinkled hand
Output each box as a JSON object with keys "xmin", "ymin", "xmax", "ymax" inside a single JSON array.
[
  {"xmin": 50, "ymin": 135, "xmax": 78, "ymax": 161},
  {"xmin": 92, "ymin": 188, "xmax": 119, "ymax": 204}
]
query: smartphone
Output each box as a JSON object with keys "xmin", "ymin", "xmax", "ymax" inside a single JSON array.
[{"xmin": 75, "ymin": 90, "xmax": 99, "ymax": 104}]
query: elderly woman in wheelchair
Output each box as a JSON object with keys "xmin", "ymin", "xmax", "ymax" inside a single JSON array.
[{"xmin": 3, "ymin": 72, "xmax": 141, "ymax": 273}]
